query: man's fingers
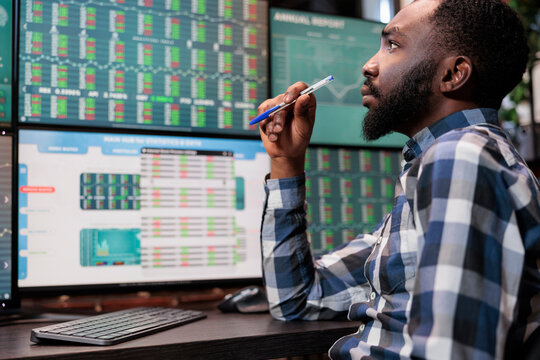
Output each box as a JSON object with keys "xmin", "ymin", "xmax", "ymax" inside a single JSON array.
[
  {"xmin": 268, "ymin": 133, "xmax": 278, "ymax": 142},
  {"xmin": 269, "ymin": 85, "xmax": 309, "ymax": 134},
  {"xmin": 283, "ymin": 82, "xmax": 309, "ymax": 103},
  {"xmin": 257, "ymin": 94, "xmax": 284, "ymax": 115},
  {"xmin": 257, "ymin": 99, "xmax": 274, "ymax": 115},
  {"xmin": 273, "ymin": 111, "xmax": 285, "ymax": 133},
  {"xmin": 294, "ymin": 94, "xmax": 314, "ymax": 117},
  {"xmin": 257, "ymin": 85, "xmax": 309, "ymax": 142}
]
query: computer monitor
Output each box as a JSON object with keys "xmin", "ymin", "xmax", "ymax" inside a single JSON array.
[
  {"xmin": 17, "ymin": 0, "xmax": 268, "ymax": 135},
  {"xmin": 305, "ymin": 145, "xmax": 402, "ymax": 257},
  {"xmin": 270, "ymin": 8, "xmax": 407, "ymax": 147},
  {"xmin": 0, "ymin": 0, "xmax": 12, "ymax": 124},
  {"xmin": 18, "ymin": 129, "xmax": 270, "ymax": 292},
  {"xmin": 0, "ymin": 131, "xmax": 17, "ymax": 311}
]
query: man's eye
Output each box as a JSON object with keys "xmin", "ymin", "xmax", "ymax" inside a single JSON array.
[{"xmin": 387, "ymin": 42, "xmax": 399, "ymax": 50}]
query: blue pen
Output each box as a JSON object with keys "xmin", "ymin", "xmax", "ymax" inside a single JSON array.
[{"xmin": 249, "ymin": 75, "xmax": 334, "ymax": 125}]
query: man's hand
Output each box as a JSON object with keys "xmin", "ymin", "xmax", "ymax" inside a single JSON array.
[{"xmin": 257, "ymin": 82, "xmax": 317, "ymax": 179}]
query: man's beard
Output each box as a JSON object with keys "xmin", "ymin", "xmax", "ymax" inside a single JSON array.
[{"xmin": 362, "ymin": 59, "xmax": 438, "ymax": 141}]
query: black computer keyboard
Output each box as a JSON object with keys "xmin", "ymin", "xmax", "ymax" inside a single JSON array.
[{"xmin": 30, "ymin": 307, "xmax": 206, "ymax": 345}]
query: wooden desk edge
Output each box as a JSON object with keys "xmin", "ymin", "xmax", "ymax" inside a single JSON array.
[{"xmin": 1, "ymin": 310, "xmax": 359, "ymax": 360}]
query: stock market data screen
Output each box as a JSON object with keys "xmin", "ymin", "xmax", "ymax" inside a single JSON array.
[
  {"xmin": 18, "ymin": 129, "xmax": 269, "ymax": 288},
  {"xmin": 305, "ymin": 146, "xmax": 402, "ymax": 257},
  {"xmin": 18, "ymin": 0, "xmax": 268, "ymax": 134}
]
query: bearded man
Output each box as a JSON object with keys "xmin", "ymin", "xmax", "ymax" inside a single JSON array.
[{"xmin": 255, "ymin": 0, "xmax": 539, "ymax": 358}]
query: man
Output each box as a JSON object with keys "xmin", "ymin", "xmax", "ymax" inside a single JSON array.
[{"xmin": 256, "ymin": 0, "xmax": 539, "ymax": 359}]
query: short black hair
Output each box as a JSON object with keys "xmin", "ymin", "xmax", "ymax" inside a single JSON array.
[{"xmin": 428, "ymin": 0, "xmax": 529, "ymax": 109}]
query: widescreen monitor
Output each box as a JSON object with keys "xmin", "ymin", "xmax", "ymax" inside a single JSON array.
[
  {"xmin": 270, "ymin": 8, "xmax": 407, "ymax": 147},
  {"xmin": 305, "ymin": 145, "xmax": 402, "ymax": 257},
  {"xmin": 18, "ymin": 0, "xmax": 268, "ymax": 135},
  {"xmin": 18, "ymin": 129, "xmax": 270, "ymax": 291}
]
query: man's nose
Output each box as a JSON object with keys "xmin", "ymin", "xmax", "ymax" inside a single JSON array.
[{"xmin": 362, "ymin": 54, "xmax": 379, "ymax": 79}]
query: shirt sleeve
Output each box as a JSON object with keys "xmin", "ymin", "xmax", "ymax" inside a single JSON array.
[
  {"xmin": 261, "ymin": 174, "xmax": 377, "ymax": 321},
  {"xmin": 408, "ymin": 132, "xmax": 527, "ymax": 359}
]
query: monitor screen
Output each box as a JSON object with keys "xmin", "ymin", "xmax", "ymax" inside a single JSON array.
[
  {"xmin": 0, "ymin": 0, "xmax": 12, "ymax": 124},
  {"xmin": 17, "ymin": 0, "xmax": 268, "ymax": 135},
  {"xmin": 18, "ymin": 129, "xmax": 270, "ymax": 290},
  {"xmin": 305, "ymin": 145, "xmax": 402, "ymax": 257},
  {"xmin": 270, "ymin": 8, "xmax": 407, "ymax": 147},
  {"xmin": 0, "ymin": 132, "xmax": 14, "ymax": 306}
]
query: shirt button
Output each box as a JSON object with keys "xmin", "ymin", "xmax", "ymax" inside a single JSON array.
[
  {"xmin": 359, "ymin": 324, "xmax": 365, "ymax": 331},
  {"xmin": 370, "ymin": 291, "xmax": 376, "ymax": 300},
  {"xmin": 376, "ymin": 237, "xmax": 381, "ymax": 245}
]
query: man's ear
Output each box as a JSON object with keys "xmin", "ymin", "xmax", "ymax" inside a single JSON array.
[{"xmin": 438, "ymin": 56, "xmax": 473, "ymax": 94}]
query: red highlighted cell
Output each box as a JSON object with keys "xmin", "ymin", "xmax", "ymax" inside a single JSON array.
[{"xmin": 20, "ymin": 186, "xmax": 55, "ymax": 193}]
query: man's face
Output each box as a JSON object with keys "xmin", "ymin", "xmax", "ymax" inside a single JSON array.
[{"xmin": 360, "ymin": 0, "xmax": 441, "ymax": 140}]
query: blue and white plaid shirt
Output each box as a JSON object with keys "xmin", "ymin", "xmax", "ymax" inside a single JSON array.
[{"xmin": 261, "ymin": 108, "xmax": 540, "ymax": 359}]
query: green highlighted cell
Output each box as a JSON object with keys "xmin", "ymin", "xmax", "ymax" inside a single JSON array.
[
  {"xmin": 143, "ymin": 14, "xmax": 153, "ymax": 36},
  {"xmin": 197, "ymin": 21, "xmax": 206, "ymax": 42},
  {"xmin": 32, "ymin": 1, "xmax": 43, "ymax": 23},
  {"xmin": 58, "ymin": 4, "xmax": 68, "ymax": 26},
  {"xmin": 224, "ymin": 0, "xmax": 232, "ymax": 18},
  {"xmin": 31, "ymin": 63, "xmax": 42, "ymax": 85},
  {"xmin": 197, "ymin": 78, "xmax": 206, "ymax": 98},
  {"xmin": 170, "ymin": 0, "xmax": 180, "ymax": 10},
  {"xmin": 224, "ymin": 109, "xmax": 232, "ymax": 128},
  {"xmin": 197, "ymin": 0, "xmax": 206, "ymax": 14},
  {"xmin": 114, "ymin": 100, "xmax": 124, "ymax": 122},
  {"xmin": 143, "ymin": 102, "xmax": 152, "ymax": 124},
  {"xmin": 143, "ymin": 73, "xmax": 153, "ymax": 94},
  {"xmin": 171, "ymin": 104, "xmax": 180, "ymax": 125},
  {"xmin": 197, "ymin": 49, "xmax": 206, "ymax": 70},
  {"xmin": 170, "ymin": 75, "xmax": 180, "ymax": 96},
  {"xmin": 115, "ymin": 41, "xmax": 125, "ymax": 62},
  {"xmin": 85, "ymin": 98, "xmax": 95, "ymax": 121},
  {"xmin": 224, "ymin": 24, "xmax": 232, "ymax": 44},
  {"xmin": 86, "ymin": 7, "xmax": 96, "ymax": 29},
  {"xmin": 86, "ymin": 37, "xmax": 96, "ymax": 60},
  {"xmin": 171, "ymin": 18, "xmax": 180, "ymax": 39},
  {"xmin": 384, "ymin": 155, "xmax": 392, "ymax": 173},
  {"xmin": 115, "ymin": 11, "xmax": 125, "ymax": 32},
  {"xmin": 223, "ymin": 52, "xmax": 232, "ymax": 73},
  {"xmin": 57, "ymin": 66, "xmax": 68, "ymax": 88},
  {"xmin": 143, "ymin": 44, "xmax": 153, "ymax": 66},
  {"xmin": 57, "ymin": 96, "xmax": 68, "ymax": 119},
  {"xmin": 248, "ymin": 55, "xmax": 257, "ymax": 76},
  {"xmin": 114, "ymin": 70, "xmax": 124, "ymax": 92},
  {"xmin": 58, "ymin": 34, "xmax": 69, "ymax": 57},
  {"xmin": 151, "ymin": 96, "xmax": 173, "ymax": 103},
  {"xmin": 31, "ymin": 32, "xmax": 43, "ymax": 54},
  {"xmin": 223, "ymin": 80, "xmax": 232, "ymax": 101}
]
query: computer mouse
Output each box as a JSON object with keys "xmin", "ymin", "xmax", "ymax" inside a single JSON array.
[{"xmin": 217, "ymin": 286, "xmax": 269, "ymax": 313}]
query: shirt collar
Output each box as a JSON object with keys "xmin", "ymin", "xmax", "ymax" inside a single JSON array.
[{"xmin": 402, "ymin": 108, "xmax": 499, "ymax": 163}]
